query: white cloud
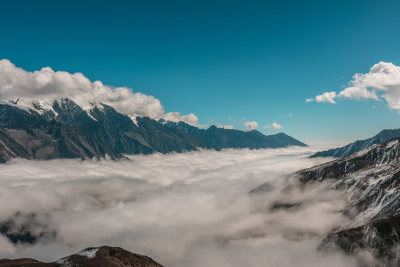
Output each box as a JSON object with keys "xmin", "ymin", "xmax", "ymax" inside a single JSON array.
[
  {"xmin": 0, "ymin": 59, "xmax": 199, "ymax": 125},
  {"xmin": 305, "ymin": 98, "xmax": 314, "ymax": 103},
  {"xmin": 272, "ymin": 122, "xmax": 283, "ymax": 130},
  {"xmin": 244, "ymin": 121, "xmax": 258, "ymax": 131},
  {"xmin": 308, "ymin": 62, "xmax": 400, "ymax": 110},
  {"xmin": 315, "ymin": 92, "xmax": 337, "ymax": 104},
  {"xmin": 264, "ymin": 122, "xmax": 283, "ymax": 130},
  {"xmin": 0, "ymin": 148, "xmax": 357, "ymax": 267}
]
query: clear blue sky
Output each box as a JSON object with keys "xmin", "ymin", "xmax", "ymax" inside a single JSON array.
[{"xmin": 1, "ymin": 0, "xmax": 400, "ymax": 144}]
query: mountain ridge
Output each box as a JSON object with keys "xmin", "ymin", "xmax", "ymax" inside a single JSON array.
[
  {"xmin": 310, "ymin": 128, "xmax": 400, "ymax": 158},
  {"xmin": 0, "ymin": 98, "xmax": 307, "ymax": 163},
  {"xmin": 0, "ymin": 246, "xmax": 164, "ymax": 267},
  {"xmin": 251, "ymin": 138, "xmax": 400, "ymax": 264},
  {"xmin": 162, "ymin": 120, "xmax": 307, "ymax": 149}
]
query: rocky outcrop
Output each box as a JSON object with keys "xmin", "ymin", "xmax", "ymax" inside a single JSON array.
[
  {"xmin": 0, "ymin": 246, "xmax": 163, "ymax": 267},
  {"xmin": 297, "ymin": 139, "xmax": 400, "ymax": 263}
]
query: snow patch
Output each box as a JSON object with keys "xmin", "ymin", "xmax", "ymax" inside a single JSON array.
[
  {"xmin": 130, "ymin": 114, "xmax": 139, "ymax": 126},
  {"xmin": 77, "ymin": 248, "xmax": 99, "ymax": 258}
]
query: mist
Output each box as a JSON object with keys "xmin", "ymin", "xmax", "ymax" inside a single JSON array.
[{"xmin": 0, "ymin": 147, "xmax": 358, "ymax": 266}]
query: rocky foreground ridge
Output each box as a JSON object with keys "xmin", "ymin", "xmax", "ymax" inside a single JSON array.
[{"xmin": 0, "ymin": 246, "xmax": 163, "ymax": 267}]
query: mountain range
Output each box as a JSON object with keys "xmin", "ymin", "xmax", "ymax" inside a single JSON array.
[
  {"xmin": 0, "ymin": 98, "xmax": 306, "ymax": 163},
  {"xmin": 310, "ymin": 129, "xmax": 400, "ymax": 158},
  {"xmin": 162, "ymin": 120, "xmax": 307, "ymax": 149}
]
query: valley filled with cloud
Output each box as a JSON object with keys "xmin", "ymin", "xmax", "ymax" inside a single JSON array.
[{"xmin": 0, "ymin": 147, "xmax": 360, "ymax": 267}]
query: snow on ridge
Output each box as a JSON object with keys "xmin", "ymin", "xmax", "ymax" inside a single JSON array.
[
  {"xmin": 77, "ymin": 248, "xmax": 99, "ymax": 258},
  {"xmin": 89, "ymin": 102, "xmax": 105, "ymax": 111},
  {"xmin": 86, "ymin": 110, "xmax": 98, "ymax": 121},
  {"xmin": 130, "ymin": 114, "xmax": 139, "ymax": 126}
]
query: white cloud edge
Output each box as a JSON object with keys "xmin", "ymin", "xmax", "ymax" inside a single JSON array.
[{"xmin": 0, "ymin": 59, "xmax": 199, "ymax": 126}]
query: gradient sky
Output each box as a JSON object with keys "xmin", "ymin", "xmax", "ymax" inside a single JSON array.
[{"xmin": 1, "ymin": 0, "xmax": 400, "ymax": 144}]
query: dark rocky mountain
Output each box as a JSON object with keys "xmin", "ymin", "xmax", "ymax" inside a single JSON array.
[
  {"xmin": 0, "ymin": 246, "xmax": 163, "ymax": 267},
  {"xmin": 298, "ymin": 139, "xmax": 400, "ymax": 264},
  {"xmin": 54, "ymin": 99, "xmax": 209, "ymax": 154},
  {"xmin": 0, "ymin": 103, "xmax": 122, "ymax": 161},
  {"xmin": 162, "ymin": 121, "xmax": 307, "ymax": 149},
  {"xmin": 250, "ymin": 138, "xmax": 400, "ymax": 264},
  {"xmin": 310, "ymin": 128, "xmax": 400, "ymax": 158},
  {"xmin": 0, "ymin": 98, "xmax": 307, "ymax": 163}
]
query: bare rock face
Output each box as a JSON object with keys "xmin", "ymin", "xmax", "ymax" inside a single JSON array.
[
  {"xmin": 297, "ymin": 139, "xmax": 400, "ymax": 264},
  {"xmin": 0, "ymin": 246, "xmax": 164, "ymax": 267}
]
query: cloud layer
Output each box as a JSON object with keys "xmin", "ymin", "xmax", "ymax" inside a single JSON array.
[
  {"xmin": 308, "ymin": 61, "xmax": 400, "ymax": 110},
  {"xmin": 0, "ymin": 59, "xmax": 198, "ymax": 125},
  {"xmin": 0, "ymin": 148, "xmax": 359, "ymax": 267}
]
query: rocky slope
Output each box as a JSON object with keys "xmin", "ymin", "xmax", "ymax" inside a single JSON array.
[
  {"xmin": 298, "ymin": 139, "xmax": 400, "ymax": 264},
  {"xmin": 0, "ymin": 246, "xmax": 163, "ymax": 267},
  {"xmin": 310, "ymin": 129, "xmax": 400, "ymax": 158},
  {"xmin": 249, "ymin": 138, "xmax": 400, "ymax": 264},
  {"xmin": 0, "ymin": 103, "xmax": 122, "ymax": 161}
]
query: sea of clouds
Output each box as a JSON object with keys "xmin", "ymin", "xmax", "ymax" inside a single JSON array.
[{"xmin": 0, "ymin": 147, "xmax": 360, "ymax": 266}]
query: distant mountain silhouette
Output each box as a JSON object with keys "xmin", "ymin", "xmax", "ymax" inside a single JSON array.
[{"xmin": 310, "ymin": 129, "xmax": 400, "ymax": 158}]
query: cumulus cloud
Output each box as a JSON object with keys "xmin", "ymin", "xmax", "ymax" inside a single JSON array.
[
  {"xmin": 244, "ymin": 121, "xmax": 258, "ymax": 131},
  {"xmin": 0, "ymin": 147, "xmax": 358, "ymax": 267},
  {"xmin": 0, "ymin": 59, "xmax": 199, "ymax": 125},
  {"xmin": 315, "ymin": 92, "xmax": 337, "ymax": 104},
  {"xmin": 264, "ymin": 122, "xmax": 283, "ymax": 130},
  {"xmin": 308, "ymin": 62, "xmax": 400, "ymax": 110}
]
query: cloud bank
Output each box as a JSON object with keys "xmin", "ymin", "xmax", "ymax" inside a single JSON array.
[
  {"xmin": 0, "ymin": 59, "xmax": 198, "ymax": 125},
  {"xmin": 0, "ymin": 148, "xmax": 359, "ymax": 267},
  {"xmin": 308, "ymin": 61, "xmax": 400, "ymax": 110}
]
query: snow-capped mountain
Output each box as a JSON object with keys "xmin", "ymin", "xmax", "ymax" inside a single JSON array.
[
  {"xmin": 310, "ymin": 129, "xmax": 400, "ymax": 158},
  {"xmin": 250, "ymin": 138, "xmax": 400, "ymax": 264},
  {"xmin": 0, "ymin": 98, "xmax": 307, "ymax": 162},
  {"xmin": 300, "ymin": 139, "xmax": 400, "ymax": 263}
]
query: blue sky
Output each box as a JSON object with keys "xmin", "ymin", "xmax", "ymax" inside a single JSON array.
[{"xmin": 1, "ymin": 0, "xmax": 400, "ymax": 144}]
